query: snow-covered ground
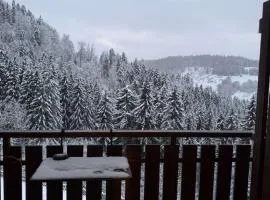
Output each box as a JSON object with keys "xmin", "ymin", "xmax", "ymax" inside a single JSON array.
[
  {"xmin": 230, "ymin": 75, "xmax": 257, "ymax": 84},
  {"xmin": 232, "ymin": 91, "xmax": 255, "ymax": 100},
  {"xmin": 182, "ymin": 67, "xmax": 257, "ymax": 100}
]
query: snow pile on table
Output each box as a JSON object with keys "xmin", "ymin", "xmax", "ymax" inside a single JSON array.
[{"xmin": 31, "ymin": 157, "xmax": 131, "ymax": 180}]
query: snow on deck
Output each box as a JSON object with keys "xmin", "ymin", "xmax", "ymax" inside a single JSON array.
[{"xmin": 31, "ymin": 157, "xmax": 131, "ymax": 181}]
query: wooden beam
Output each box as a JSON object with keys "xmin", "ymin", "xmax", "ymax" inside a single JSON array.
[{"xmin": 251, "ymin": 1, "xmax": 270, "ymax": 200}]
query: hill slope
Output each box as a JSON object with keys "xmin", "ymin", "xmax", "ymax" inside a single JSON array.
[
  {"xmin": 144, "ymin": 55, "xmax": 258, "ymax": 76},
  {"xmin": 144, "ymin": 55, "xmax": 258, "ymax": 99}
]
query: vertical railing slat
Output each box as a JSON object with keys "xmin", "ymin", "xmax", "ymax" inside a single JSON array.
[
  {"xmin": 144, "ymin": 145, "xmax": 160, "ymax": 200},
  {"xmin": 26, "ymin": 146, "xmax": 43, "ymax": 200},
  {"xmin": 86, "ymin": 145, "xmax": 103, "ymax": 200},
  {"xmin": 46, "ymin": 146, "xmax": 63, "ymax": 200},
  {"xmin": 199, "ymin": 145, "xmax": 215, "ymax": 200},
  {"xmin": 234, "ymin": 145, "xmax": 251, "ymax": 200},
  {"xmin": 125, "ymin": 145, "xmax": 142, "ymax": 200},
  {"xmin": 4, "ymin": 146, "xmax": 22, "ymax": 200},
  {"xmin": 181, "ymin": 145, "xmax": 197, "ymax": 200},
  {"xmin": 66, "ymin": 145, "xmax": 84, "ymax": 200},
  {"xmin": 106, "ymin": 145, "xmax": 123, "ymax": 200},
  {"xmin": 216, "ymin": 145, "xmax": 233, "ymax": 200},
  {"xmin": 163, "ymin": 145, "xmax": 179, "ymax": 200}
]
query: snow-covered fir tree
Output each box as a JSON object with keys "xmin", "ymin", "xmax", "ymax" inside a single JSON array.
[
  {"xmin": 216, "ymin": 113, "xmax": 225, "ymax": 130},
  {"xmin": 114, "ymin": 86, "xmax": 137, "ymax": 129},
  {"xmin": 204, "ymin": 110, "xmax": 213, "ymax": 130},
  {"xmin": 0, "ymin": 51, "xmax": 8, "ymax": 100},
  {"xmin": 96, "ymin": 91, "xmax": 114, "ymax": 130},
  {"xmin": 60, "ymin": 73, "xmax": 71, "ymax": 129},
  {"xmin": 69, "ymin": 80, "xmax": 93, "ymax": 130},
  {"xmin": 242, "ymin": 95, "xmax": 256, "ymax": 130},
  {"xmin": 4, "ymin": 59, "xmax": 19, "ymax": 102},
  {"xmin": 133, "ymin": 81, "xmax": 155, "ymax": 130},
  {"xmin": 26, "ymin": 70, "xmax": 61, "ymax": 130},
  {"xmin": 225, "ymin": 109, "xmax": 238, "ymax": 130},
  {"xmin": 161, "ymin": 87, "xmax": 185, "ymax": 130}
]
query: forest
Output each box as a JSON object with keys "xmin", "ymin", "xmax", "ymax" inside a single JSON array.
[{"xmin": 0, "ymin": 0, "xmax": 256, "ymax": 133}]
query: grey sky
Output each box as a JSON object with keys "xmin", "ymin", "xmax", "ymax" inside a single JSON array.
[{"xmin": 6, "ymin": 0, "xmax": 266, "ymax": 60}]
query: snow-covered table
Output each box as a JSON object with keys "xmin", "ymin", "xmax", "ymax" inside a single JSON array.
[{"xmin": 31, "ymin": 157, "xmax": 131, "ymax": 181}]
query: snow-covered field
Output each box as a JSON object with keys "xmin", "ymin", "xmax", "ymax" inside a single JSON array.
[
  {"xmin": 232, "ymin": 91, "xmax": 254, "ymax": 100},
  {"xmin": 182, "ymin": 67, "xmax": 257, "ymax": 100}
]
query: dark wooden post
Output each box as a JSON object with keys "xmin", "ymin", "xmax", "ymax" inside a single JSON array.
[{"xmin": 251, "ymin": 1, "xmax": 270, "ymax": 200}]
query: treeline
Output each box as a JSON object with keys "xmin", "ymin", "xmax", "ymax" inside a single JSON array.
[{"xmin": 145, "ymin": 55, "xmax": 258, "ymax": 76}]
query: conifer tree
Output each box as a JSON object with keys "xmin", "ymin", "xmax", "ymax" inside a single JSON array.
[
  {"xmin": 154, "ymin": 86, "xmax": 168, "ymax": 129},
  {"xmin": 225, "ymin": 109, "xmax": 238, "ymax": 130},
  {"xmin": 100, "ymin": 53, "xmax": 110, "ymax": 79},
  {"xmin": 216, "ymin": 113, "xmax": 225, "ymax": 130},
  {"xmin": 133, "ymin": 81, "xmax": 155, "ymax": 130},
  {"xmin": 242, "ymin": 95, "xmax": 256, "ymax": 130},
  {"xmin": 11, "ymin": 0, "xmax": 15, "ymax": 24},
  {"xmin": 19, "ymin": 68, "xmax": 34, "ymax": 106},
  {"xmin": 69, "ymin": 81, "xmax": 93, "ymax": 130},
  {"xmin": 161, "ymin": 87, "xmax": 185, "ymax": 130},
  {"xmin": 114, "ymin": 86, "xmax": 137, "ymax": 129},
  {"xmin": 204, "ymin": 110, "xmax": 213, "ymax": 130},
  {"xmin": 0, "ymin": 51, "xmax": 8, "ymax": 100},
  {"xmin": 109, "ymin": 48, "xmax": 115, "ymax": 66},
  {"xmin": 26, "ymin": 71, "xmax": 45, "ymax": 130},
  {"xmin": 196, "ymin": 112, "xmax": 204, "ymax": 130},
  {"xmin": 60, "ymin": 73, "xmax": 71, "ymax": 129},
  {"xmin": 186, "ymin": 115, "xmax": 193, "ymax": 130},
  {"xmin": 96, "ymin": 92, "xmax": 114, "ymax": 130},
  {"xmin": 5, "ymin": 59, "xmax": 19, "ymax": 102}
]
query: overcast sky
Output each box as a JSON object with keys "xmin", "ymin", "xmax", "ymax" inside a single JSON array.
[{"xmin": 6, "ymin": 0, "xmax": 266, "ymax": 60}]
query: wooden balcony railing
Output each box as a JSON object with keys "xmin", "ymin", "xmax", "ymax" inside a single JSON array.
[{"xmin": 0, "ymin": 130, "xmax": 253, "ymax": 200}]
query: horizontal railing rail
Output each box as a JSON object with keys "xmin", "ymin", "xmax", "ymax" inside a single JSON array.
[{"xmin": 0, "ymin": 130, "xmax": 254, "ymax": 138}]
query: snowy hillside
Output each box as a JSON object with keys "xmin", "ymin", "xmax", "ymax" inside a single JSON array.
[
  {"xmin": 143, "ymin": 55, "xmax": 258, "ymax": 100},
  {"xmin": 181, "ymin": 67, "xmax": 257, "ymax": 100}
]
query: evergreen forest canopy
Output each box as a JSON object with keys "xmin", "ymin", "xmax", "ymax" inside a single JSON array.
[{"xmin": 0, "ymin": 0, "xmax": 256, "ymax": 132}]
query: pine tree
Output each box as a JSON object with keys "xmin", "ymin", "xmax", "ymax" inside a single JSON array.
[
  {"xmin": 96, "ymin": 92, "xmax": 114, "ymax": 130},
  {"xmin": 5, "ymin": 59, "xmax": 19, "ymax": 102},
  {"xmin": 77, "ymin": 42, "xmax": 86, "ymax": 67},
  {"xmin": 100, "ymin": 53, "xmax": 110, "ymax": 78},
  {"xmin": 69, "ymin": 81, "xmax": 93, "ymax": 130},
  {"xmin": 196, "ymin": 112, "xmax": 204, "ymax": 130},
  {"xmin": 60, "ymin": 73, "xmax": 71, "ymax": 129},
  {"xmin": 204, "ymin": 110, "xmax": 213, "ymax": 130},
  {"xmin": 19, "ymin": 68, "xmax": 34, "ymax": 106},
  {"xmin": 121, "ymin": 52, "xmax": 128, "ymax": 64},
  {"xmin": 26, "ymin": 59, "xmax": 62, "ymax": 131},
  {"xmin": 90, "ymin": 82, "xmax": 101, "ymax": 127},
  {"xmin": 0, "ymin": 51, "xmax": 8, "ymax": 100},
  {"xmin": 154, "ymin": 86, "xmax": 168, "ymax": 129},
  {"xmin": 11, "ymin": 0, "xmax": 15, "ymax": 24},
  {"xmin": 216, "ymin": 113, "xmax": 225, "ymax": 130},
  {"xmin": 133, "ymin": 81, "xmax": 155, "ymax": 130},
  {"xmin": 26, "ymin": 71, "xmax": 46, "ymax": 130},
  {"xmin": 242, "ymin": 95, "xmax": 256, "ymax": 130},
  {"xmin": 186, "ymin": 115, "xmax": 193, "ymax": 130},
  {"xmin": 109, "ymin": 48, "xmax": 115, "ymax": 66},
  {"xmin": 115, "ymin": 86, "xmax": 137, "ymax": 129},
  {"xmin": 225, "ymin": 109, "xmax": 238, "ymax": 130},
  {"xmin": 161, "ymin": 87, "xmax": 185, "ymax": 130}
]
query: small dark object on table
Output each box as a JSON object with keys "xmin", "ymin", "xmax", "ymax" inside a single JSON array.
[{"xmin": 53, "ymin": 153, "xmax": 69, "ymax": 160}]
